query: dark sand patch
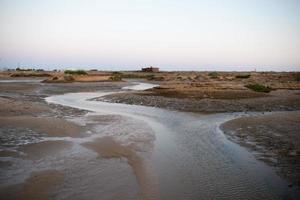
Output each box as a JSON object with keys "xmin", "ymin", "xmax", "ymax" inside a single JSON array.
[
  {"xmin": 0, "ymin": 116, "xmax": 84, "ymax": 137},
  {"xmin": 98, "ymin": 89, "xmax": 300, "ymax": 113},
  {"xmin": 143, "ymin": 88, "xmax": 269, "ymax": 99},
  {"xmin": 0, "ymin": 150, "xmax": 20, "ymax": 158},
  {"xmin": 0, "ymin": 83, "xmax": 39, "ymax": 94},
  {"xmin": 0, "ymin": 160, "xmax": 13, "ymax": 168},
  {"xmin": 221, "ymin": 112, "xmax": 300, "ymax": 186},
  {"xmin": 83, "ymin": 137, "xmax": 159, "ymax": 200},
  {"xmin": 0, "ymin": 170, "xmax": 64, "ymax": 200},
  {"xmin": 0, "ymin": 97, "xmax": 50, "ymax": 117}
]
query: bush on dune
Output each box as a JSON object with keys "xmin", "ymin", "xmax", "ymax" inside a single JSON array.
[
  {"xmin": 109, "ymin": 74, "xmax": 122, "ymax": 81},
  {"xmin": 145, "ymin": 74, "xmax": 164, "ymax": 81},
  {"xmin": 64, "ymin": 70, "xmax": 87, "ymax": 75},
  {"xmin": 245, "ymin": 84, "xmax": 272, "ymax": 93},
  {"xmin": 236, "ymin": 74, "xmax": 251, "ymax": 79},
  {"xmin": 208, "ymin": 72, "xmax": 219, "ymax": 79}
]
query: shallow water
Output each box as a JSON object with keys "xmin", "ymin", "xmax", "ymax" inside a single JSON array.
[
  {"xmin": 0, "ymin": 79, "xmax": 44, "ymax": 83},
  {"xmin": 1, "ymin": 82, "xmax": 298, "ymax": 199},
  {"xmin": 122, "ymin": 82, "xmax": 159, "ymax": 90}
]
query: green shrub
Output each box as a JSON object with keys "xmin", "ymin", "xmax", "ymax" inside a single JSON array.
[
  {"xmin": 236, "ymin": 74, "xmax": 251, "ymax": 79},
  {"xmin": 208, "ymin": 72, "xmax": 219, "ymax": 79},
  {"xmin": 117, "ymin": 73, "xmax": 164, "ymax": 80},
  {"xmin": 245, "ymin": 84, "xmax": 272, "ymax": 93},
  {"xmin": 146, "ymin": 74, "xmax": 155, "ymax": 80},
  {"xmin": 112, "ymin": 71, "xmax": 123, "ymax": 75},
  {"xmin": 109, "ymin": 75, "xmax": 122, "ymax": 81},
  {"xmin": 64, "ymin": 70, "xmax": 87, "ymax": 75},
  {"xmin": 153, "ymin": 76, "xmax": 165, "ymax": 81},
  {"xmin": 118, "ymin": 73, "xmax": 148, "ymax": 79},
  {"xmin": 120, "ymin": 74, "xmax": 138, "ymax": 78}
]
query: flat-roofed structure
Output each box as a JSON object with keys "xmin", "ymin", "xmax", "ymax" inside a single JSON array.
[{"xmin": 141, "ymin": 66, "xmax": 159, "ymax": 72}]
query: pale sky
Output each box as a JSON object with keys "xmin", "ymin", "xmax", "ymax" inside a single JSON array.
[{"xmin": 0, "ymin": 0, "xmax": 300, "ymax": 71}]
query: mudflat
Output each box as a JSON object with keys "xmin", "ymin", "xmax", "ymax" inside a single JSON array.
[{"xmin": 0, "ymin": 80, "xmax": 128, "ymax": 199}]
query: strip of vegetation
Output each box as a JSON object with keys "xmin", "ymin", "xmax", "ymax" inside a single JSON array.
[
  {"xmin": 112, "ymin": 71, "xmax": 123, "ymax": 75},
  {"xmin": 10, "ymin": 73, "xmax": 51, "ymax": 77},
  {"xmin": 245, "ymin": 84, "xmax": 272, "ymax": 93},
  {"xmin": 113, "ymin": 72, "xmax": 164, "ymax": 81},
  {"xmin": 236, "ymin": 74, "xmax": 251, "ymax": 79},
  {"xmin": 64, "ymin": 70, "xmax": 87, "ymax": 75},
  {"xmin": 145, "ymin": 74, "xmax": 165, "ymax": 81},
  {"xmin": 121, "ymin": 73, "xmax": 153, "ymax": 79}
]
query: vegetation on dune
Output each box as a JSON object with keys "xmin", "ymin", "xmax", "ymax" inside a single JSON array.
[
  {"xmin": 109, "ymin": 74, "xmax": 122, "ymax": 81},
  {"xmin": 245, "ymin": 84, "xmax": 272, "ymax": 93},
  {"xmin": 153, "ymin": 76, "xmax": 165, "ymax": 81},
  {"xmin": 236, "ymin": 74, "xmax": 251, "ymax": 79},
  {"xmin": 64, "ymin": 70, "xmax": 87, "ymax": 75},
  {"xmin": 145, "ymin": 74, "xmax": 164, "ymax": 81},
  {"xmin": 120, "ymin": 73, "xmax": 154, "ymax": 79},
  {"xmin": 145, "ymin": 74, "xmax": 155, "ymax": 80},
  {"xmin": 112, "ymin": 71, "xmax": 123, "ymax": 75},
  {"xmin": 208, "ymin": 72, "xmax": 219, "ymax": 79}
]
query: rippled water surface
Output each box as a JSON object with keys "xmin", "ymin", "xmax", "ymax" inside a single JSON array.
[{"xmin": 0, "ymin": 79, "xmax": 44, "ymax": 83}]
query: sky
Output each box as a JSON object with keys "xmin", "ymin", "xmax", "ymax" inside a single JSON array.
[{"xmin": 0, "ymin": 0, "xmax": 300, "ymax": 71}]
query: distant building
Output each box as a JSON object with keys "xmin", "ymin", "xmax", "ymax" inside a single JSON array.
[{"xmin": 141, "ymin": 66, "xmax": 159, "ymax": 72}]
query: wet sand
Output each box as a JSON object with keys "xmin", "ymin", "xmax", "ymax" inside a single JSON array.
[
  {"xmin": 221, "ymin": 111, "xmax": 300, "ymax": 186},
  {"xmin": 0, "ymin": 80, "xmax": 129, "ymax": 199},
  {"xmin": 83, "ymin": 137, "xmax": 159, "ymax": 200},
  {"xmin": 1, "ymin": 170, "xmax": 64, "ymax": 200},
  {"xmin": 0, "ymin": 116, "xmax": 84, "ymax": 137},
  {"xmin": 20, "ymin": 141, "xmax": 73, "ymax": 160}
]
